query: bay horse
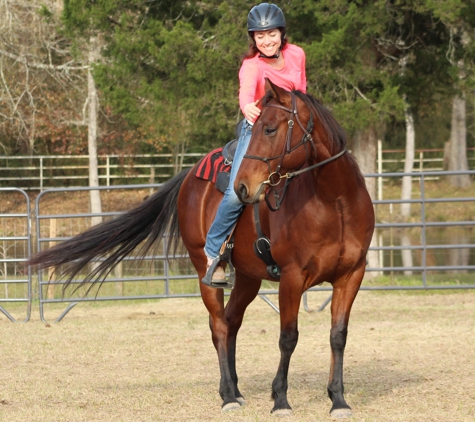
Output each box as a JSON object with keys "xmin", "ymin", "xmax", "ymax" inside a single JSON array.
[{"xmin": 28, "ymin": 79, "xmax": 375, "ymax": 417}]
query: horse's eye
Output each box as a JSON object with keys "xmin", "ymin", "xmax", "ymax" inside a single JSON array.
[{"xmin": 264, "ymin": 127, "xmax": 277, "ymax": 136}]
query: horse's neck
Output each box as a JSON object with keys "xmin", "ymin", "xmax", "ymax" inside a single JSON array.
[{"xmin": 307, "ymin": 153, "xmax": 359, "ymax": 199}]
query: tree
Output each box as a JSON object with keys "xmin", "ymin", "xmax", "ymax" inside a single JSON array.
[
  {"xmin": 87, "ymin": 36, "xmax": 102, "ymax": 224},
  {"xmin": 292, "ymin": 0, "xmax": 473, "ymax": 191},
  {"xmin": 61, "ymin": 0, "xmax": 250, "ymax": 159},
  {"xmin": 2, "ymin": 0, "xmax": 474, "ymax": 185},
  {"xmin": 289, "ymin": 1, "xmax": 407, "ymax": 199},
  {"xmin": 445, "ymin": 26, "xmax": 473, "ymax": 188},
  {"xmin": 0, "ymin": 0, "xmax": 88, "ymax": 155},
  {"xmin": 57, "ymin": 0, "xmax": 104, "ymax": 221}
]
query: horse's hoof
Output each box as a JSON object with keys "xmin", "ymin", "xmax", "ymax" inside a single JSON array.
[
  {"xmin": 271, "ymin": 408, "xmax": 293, "ymax": 417},
  {"xmin": 236, "ymin": 396, "xmax": 246, "ymax": 406},
  {"xmin": 221, "ymin": 401, "xmax": 242, "ymax": 413},
  {"xmin": 330, "ymin": 407, "xmax": 353, "ymax": 418}
]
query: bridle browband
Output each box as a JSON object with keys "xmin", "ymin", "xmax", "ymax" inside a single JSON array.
[{"xmin": 243, "ymin": 91, "xmax": 347, "ymax": 211}]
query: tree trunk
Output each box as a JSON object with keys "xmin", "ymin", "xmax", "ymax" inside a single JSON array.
[
  {"xmin": 351, "ymin": 126, "xmax": 377, "ymax": 199},
  {"xmin": 448, "ymin": 229, "xmax": 469, "ymax": 274},
  {"xmin": 401, "ymin": 102, "xmax": 415, "ymax": 217},
  {"xmin": 173, "ymin": 140, "xmax": 186, "ymax": 174},
  {"xmin": 400, "ymin": 232, "xmax": 413, "ymax": 276},
  {"xmin": 351, "ymin": 126, "xmax": 378, "ymax": 277},
  {"xmin": 445, "ymin": 93, "xmax": 471, "ymax": 189},
  {"xmin": 88, "ymin": 38, "xmax": 102, "ymax": 226}
]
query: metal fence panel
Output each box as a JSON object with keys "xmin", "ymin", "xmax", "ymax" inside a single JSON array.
[
  {"xmin": 34, "ymin": 184, "xmax": 200, "ymax": 322},
  {"xmin": 33, "ymin": 170, "xmax": 475, "ymax": 321},
  {"xmin": 366, "ymin": 170, "xmax": 475, "ymax": 281},
  {"xmin": 0, "ymin": 188, "xmax": 32, "ymax": 322}
]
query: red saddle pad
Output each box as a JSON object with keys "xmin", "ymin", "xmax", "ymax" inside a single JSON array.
[{"xmin": 195, "ymin": 147, "xmax": 230, "ymax": 183}]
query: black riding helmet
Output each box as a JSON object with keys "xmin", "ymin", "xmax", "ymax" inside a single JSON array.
[
  {"xmin": 247, "ymin": 3, "xmax": 287, "ymax": 59},
  {"xmin": 247, "ymin": 3, "xmax": 286, "ymax": 31}
]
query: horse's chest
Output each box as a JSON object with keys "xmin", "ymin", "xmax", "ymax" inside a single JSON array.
[{"xmin": 270, "ymin": 210, "xmax": 342, "ymax": 263}]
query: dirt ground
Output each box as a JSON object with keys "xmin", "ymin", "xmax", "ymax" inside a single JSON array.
[{"xmin": 0, "ymin": 290, "xmax": 474, "ymax": 422}]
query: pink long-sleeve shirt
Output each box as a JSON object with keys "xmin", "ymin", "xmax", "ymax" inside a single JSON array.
[{"xmin": 238, "ymin": 43, "xmax": 307, "ymax": 120}]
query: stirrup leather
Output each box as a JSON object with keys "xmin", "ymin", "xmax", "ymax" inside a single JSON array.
[{"xmin": 253, "ymin": 202, "xmax": 281, "ymax": 279}]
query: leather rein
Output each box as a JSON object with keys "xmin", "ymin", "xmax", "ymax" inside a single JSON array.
[{"xmin": 243, "ymin": 92, "xmax": 346, "ymax": 211}]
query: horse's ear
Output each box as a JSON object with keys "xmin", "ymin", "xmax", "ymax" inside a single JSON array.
[{"xmin": 264, "ymin": 78, "xmax": 291, "ymax": 107}]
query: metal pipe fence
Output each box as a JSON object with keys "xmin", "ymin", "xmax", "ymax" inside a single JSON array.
[
  {"xmin": 1, "ymin": 169, "xmax": 474, "ymax": 322},
  {"xmin": 33, "ymin": 183, "xmax": 202, "ymax": 323},
  {"xmin": 366, "ymin": 170, "xmax": 475, "ymax": 282},
  {"xmin": 0, "ymin": 188, "xmax": 32, "ymax": 322}
]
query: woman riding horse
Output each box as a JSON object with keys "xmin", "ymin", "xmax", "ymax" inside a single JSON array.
[{"xmin": 202, "ymin": 2, "xmax": 307, "ymax": 286}]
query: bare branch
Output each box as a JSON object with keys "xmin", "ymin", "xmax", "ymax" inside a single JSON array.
[
  {"xmin": 0, "ymin": 48, "xmax": 89, "ymax": 70},
  {"xmin": 336, "ymin": 71, "xmax": 378, "ymax": 110}
]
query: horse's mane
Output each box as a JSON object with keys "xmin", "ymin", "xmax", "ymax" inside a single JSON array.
[
  {"xmin": 293, "ymin": 91, "xmax": 347, "ymax": 155},
  {"xmin": 293, "ymin": 90, "xmax": 366, "ymax": 185}
]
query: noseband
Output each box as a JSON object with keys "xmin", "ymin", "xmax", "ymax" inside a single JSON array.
[{"xmin": 243, "ymin": 92, "xmax": 346, "ymax": 211}]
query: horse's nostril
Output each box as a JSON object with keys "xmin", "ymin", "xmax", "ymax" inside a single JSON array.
[{"xmin": 237, "ymin": 182, "xmax": 248, "ymax": 201}]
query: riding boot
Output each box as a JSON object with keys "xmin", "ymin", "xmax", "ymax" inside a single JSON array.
[{"xmin": 201, "ymin": 257, "xmax": 234, "ymax": 289}]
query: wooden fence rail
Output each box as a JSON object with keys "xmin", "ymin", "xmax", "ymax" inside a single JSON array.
[{"xmin": 0, "ymin": 153, "xmax": 203, "ymax": 190}]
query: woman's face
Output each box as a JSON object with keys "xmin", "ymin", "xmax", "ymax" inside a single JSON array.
[{"xmin": 253, "ymin": 28, "xmax": 282, "ymax": 57}]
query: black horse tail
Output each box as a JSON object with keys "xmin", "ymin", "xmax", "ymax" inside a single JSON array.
[{"xmin": 28, "ymin": 168, "xmax": 190, "ymax": 293}]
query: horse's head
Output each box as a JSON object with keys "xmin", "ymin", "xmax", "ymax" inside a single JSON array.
[{"xmin": 235, "ymin": 79, "xmax": 319, "ymax": 205}]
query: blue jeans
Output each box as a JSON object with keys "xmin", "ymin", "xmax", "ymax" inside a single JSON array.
[{"xmin": 204, "ymin": 120, "xmax": 253, "ymax": 258}]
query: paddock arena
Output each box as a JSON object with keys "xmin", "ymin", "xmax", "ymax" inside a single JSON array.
[{"xmin": 1, "ymin": 290, "xmax": 474, "ymax": 421}]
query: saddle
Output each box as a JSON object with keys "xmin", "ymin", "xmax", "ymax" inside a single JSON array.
[
  {"xmin": 215, "ymin": 139, "xmax": 237, "ymax": 193},
  {"xmin": 215, "ymin": 118, "xmax": 244, "ymax": 193}
]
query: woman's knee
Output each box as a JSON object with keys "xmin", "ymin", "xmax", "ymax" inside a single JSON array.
[{"xmin": 223, "ymin": 187, "xmax": 241, "ymax": 206}]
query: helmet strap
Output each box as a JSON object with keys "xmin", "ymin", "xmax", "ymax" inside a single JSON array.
[{"xmin": 258, "ymin": 49, "xmax": 281, "ymax": 59}]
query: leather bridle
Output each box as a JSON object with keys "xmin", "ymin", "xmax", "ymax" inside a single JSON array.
[{"xmin": 243, "ymin": 92, "xmax": 346, "ymax": 210}]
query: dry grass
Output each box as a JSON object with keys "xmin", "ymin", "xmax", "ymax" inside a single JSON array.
[{"xmin": 1, "ymin": 290, "xmax": 474, "ymax": 421}]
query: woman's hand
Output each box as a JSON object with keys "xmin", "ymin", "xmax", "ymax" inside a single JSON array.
[{"xmin": 243, "ymin": 100, "xmax": 261, "ymax": 121}]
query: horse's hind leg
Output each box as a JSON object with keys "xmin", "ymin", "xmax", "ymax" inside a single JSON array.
[{"xmin": 327, "ymin": 267, "xmax": 365, "ymax": 418}]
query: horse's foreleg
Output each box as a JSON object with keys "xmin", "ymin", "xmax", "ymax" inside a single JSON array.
[
  {"xmin": 200, "ymin": 286, "xmax": 240, "ymax": 411},
  {"xmin": 327, "ymin": 269, "xmax": 364, "ymax": 418},
  {"xmin": 224, "ymin": 274, "xmax": 261, "ymax": 404},
  {"xmin": 271, "ymin": 282, "xmax": 301, "ymax": 416}
]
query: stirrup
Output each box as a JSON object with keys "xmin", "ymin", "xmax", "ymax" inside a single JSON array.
[
  {"xmin": 202, "ymin": 226, "xmax": 236, "ymax": 289},
  {"xmin": 201, "ymin": 257, "xmax": 235, "ymax": 289},
  {"xmin": 201, "ymin": 241, "xmax": 236, "ymax": 290}
]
